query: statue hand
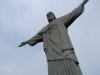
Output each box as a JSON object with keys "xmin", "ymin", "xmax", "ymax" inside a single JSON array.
[
  {"xmin": 18, "ymin": 41, "xmax": 27, "ymax": 47},
  {"xmin": 83, "ymin": 0, "xmax": 89, "ymax": 5}
]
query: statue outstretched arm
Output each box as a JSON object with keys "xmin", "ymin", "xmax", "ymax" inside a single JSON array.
[
  {"xmin": 27, "ymin": 33, "xmax": 43, "ymax": 46},
  {"xmin": 18, "ymin": 24, "xmax": 50, "ymax": 47},
  {"xmin": 18, "ymin": 33, "xmax": 43, "ymax": 47},
  {"xmin": 61, "ymin": 0, "xmax": 89, "ymax": 28}
]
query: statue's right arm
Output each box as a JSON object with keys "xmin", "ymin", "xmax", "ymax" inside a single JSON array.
[
  {"xmin": 27, "ymin": 24, "xmax": 51, "ymax": 46},
  {"xmin": 26, "ymin": 33, "xmax": 43, "ymax": 46},
  {"xmin": 18, "ymin": 24, "xmax": 50, "ymax": 47},
  {"xmin": 18, "ymin": 34, "xmax": 43, "ymax": 47},
  {"xmin": 18, "ymin": 32, "xmax": 43, "ymax": 47}
]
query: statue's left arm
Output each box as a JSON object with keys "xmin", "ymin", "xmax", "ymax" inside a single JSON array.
[{"xmin": 61, "ymin": 0, "xmax": 89, "ymax": 28}]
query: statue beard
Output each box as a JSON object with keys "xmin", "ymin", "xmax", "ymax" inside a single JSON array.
[{"xmin": 48, "ymin": 17, "xmax": 55, "ymax": 23}]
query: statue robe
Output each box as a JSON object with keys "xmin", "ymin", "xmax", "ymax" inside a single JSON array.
[{"xmin": 27, "ymin": 3, "xmax": 84, "ymax": 64}]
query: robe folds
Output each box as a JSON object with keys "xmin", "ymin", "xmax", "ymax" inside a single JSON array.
[{"xmin": 27, "ymin": 3, "xmax": 84, "ymax": 64}]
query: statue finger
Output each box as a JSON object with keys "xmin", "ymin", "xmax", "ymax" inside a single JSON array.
[{"xmin": 18, "ymin": 44, "xmax": 22, "ymax": 47}]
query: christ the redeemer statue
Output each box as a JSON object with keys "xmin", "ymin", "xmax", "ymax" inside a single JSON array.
[{"xmin": 19, "ymin": 0, "xmax": 89, "ymax": 75}]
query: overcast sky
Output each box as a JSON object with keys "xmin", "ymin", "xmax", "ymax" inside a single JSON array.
[{"xmin": 0, "ymin": 0, "xmax": 100, "ymax": 75}]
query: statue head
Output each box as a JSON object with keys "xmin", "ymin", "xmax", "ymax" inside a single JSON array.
[{"xmin": 47, "ymin": 12, "xmax": 56, "ymax": 23}]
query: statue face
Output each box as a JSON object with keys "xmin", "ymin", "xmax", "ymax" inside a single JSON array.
[{"xmin": 47, "ymin": 12, "xmax": 55, "ymax": 23}]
